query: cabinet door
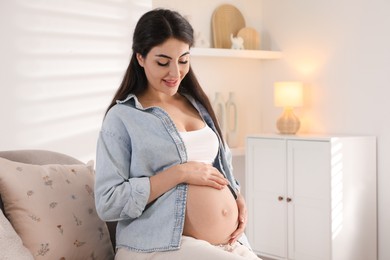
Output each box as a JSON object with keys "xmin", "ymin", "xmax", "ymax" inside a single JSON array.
[
  {"xmin": 247, "ymin": 138, "xmax": 287, "ymax": 258},
  {"xmin": 287, "ymin": 140, "xmax": 331, "ymax": 260}
]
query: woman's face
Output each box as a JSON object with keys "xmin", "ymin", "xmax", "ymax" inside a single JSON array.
[{"xmin": 136, "ymin": 38, "xmax": 190, "ymax": 97}]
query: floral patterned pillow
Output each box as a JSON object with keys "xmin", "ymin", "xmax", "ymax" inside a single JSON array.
[{"xmin": 0, "ymin": 157, "xmax": 114, "ymax": 260}]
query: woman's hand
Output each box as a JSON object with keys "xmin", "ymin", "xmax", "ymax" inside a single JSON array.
[
  {"xmin": 229, "ymin": 192, "xmax": 247, "ymax": 245},
  {"xmin": 148, "ymin": 161, "xmax": 227, "ymax": 203},
  {"xmin": 179, "ymin": 161, "xmax": 229, "ymax": 190}
]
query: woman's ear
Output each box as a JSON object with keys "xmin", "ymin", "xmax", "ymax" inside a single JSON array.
[{"xmin": 136, "ymin": 53, "xmax": 145, "ymax": 67}]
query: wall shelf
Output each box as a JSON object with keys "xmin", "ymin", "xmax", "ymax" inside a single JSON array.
[{"xmin": 190, "ymin": 47, "xmax": 282, "ymax": 60}]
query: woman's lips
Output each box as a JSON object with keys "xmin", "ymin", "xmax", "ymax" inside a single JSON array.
[{"xmin": 163, "ymin": 79, "xmax": 179, "ymax": 87}]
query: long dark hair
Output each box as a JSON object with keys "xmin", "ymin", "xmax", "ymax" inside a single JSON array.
[{"xmin": 106, "ymin": 9, "xmax": 224, "ymax": 143}]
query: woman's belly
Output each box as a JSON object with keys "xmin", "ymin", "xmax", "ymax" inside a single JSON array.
[{"xmin": 183, "ymin": 185, "xmax": 239, "ymax": 245}]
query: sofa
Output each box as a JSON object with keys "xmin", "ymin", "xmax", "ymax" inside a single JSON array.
[{"xmin": 0, "ymin": 150, "xmax": 117, "ymax": 260}]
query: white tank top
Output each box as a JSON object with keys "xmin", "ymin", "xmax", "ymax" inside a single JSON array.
[{"xmin": 179, "ymin": 125, "xmax": 219, "ymax": 164}]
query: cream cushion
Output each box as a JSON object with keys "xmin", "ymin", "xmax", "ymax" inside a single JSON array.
[
  {"xmin": 0, "ymin": 157, "xmax": 114, "ymax": 260},
  {"xmin": 0, "ymin": 209, "xmax": 34, "ymax": 260}
]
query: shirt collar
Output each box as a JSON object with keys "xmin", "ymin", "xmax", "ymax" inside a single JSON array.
[
  {"xmin": 116, "ymin": 92, "xmax": 198, "ymax": 111},
  {"xmin": 116, "ymin": 94, "xmax": 143, "ymax": 109}
]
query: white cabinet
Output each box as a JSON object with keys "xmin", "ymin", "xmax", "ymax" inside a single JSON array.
[{"xmin": 246, "ymin": 135, "xmax": 377, "ymax": 260}]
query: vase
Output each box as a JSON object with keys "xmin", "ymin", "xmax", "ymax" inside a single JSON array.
[
  {"xmin": 212, "ymin": 92, "xmax": 226, "ymax": 139},
  {"xmin": 226, "ymin": 92, "xmax": 238, "ymax": 147}
]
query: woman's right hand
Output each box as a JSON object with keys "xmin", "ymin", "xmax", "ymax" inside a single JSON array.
[
  {"xmin": 148, "ymin": 161, "xmax": 229, "ymax": 203},
  {"xmin": 177, "ymin": 161, "xmax": 229, "ymax": 190}
]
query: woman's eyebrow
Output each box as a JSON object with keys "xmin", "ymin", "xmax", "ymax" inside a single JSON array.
[{"xmin": 155, "ymin": 51, "xmax": 190, "ymax": 59}]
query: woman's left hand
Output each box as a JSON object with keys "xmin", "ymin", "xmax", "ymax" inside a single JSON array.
[{"xmin": 229, "ymin": 192, "xmax": 247, "ymax": 245}]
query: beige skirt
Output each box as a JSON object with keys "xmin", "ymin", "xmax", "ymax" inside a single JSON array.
[{"xmin": 115, "ymin": 236, "xmax": 261, "ymax": 260}]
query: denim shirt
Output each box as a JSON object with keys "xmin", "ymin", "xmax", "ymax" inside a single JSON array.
[{"xmin": 94, "ymin": 93, "xmax": 247, "ymax": 252}]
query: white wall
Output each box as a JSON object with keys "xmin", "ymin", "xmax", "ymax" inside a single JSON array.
[
  {"xmin": 260, "ymin": 1, "xmax": 390, "ymax": 259},
  {"xmin": 0, "ymin": 0, "xmax": 152, "ymax": 162}
]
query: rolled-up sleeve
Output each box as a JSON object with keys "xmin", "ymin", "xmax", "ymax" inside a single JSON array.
[{"xmin": 120, "ymin": 177, "xmax": 150, "ymax": 219}]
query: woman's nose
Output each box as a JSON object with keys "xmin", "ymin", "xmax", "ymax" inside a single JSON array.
[{"xmin": 169, "ymin": 63, "xmax": 180, "ymax": 77}]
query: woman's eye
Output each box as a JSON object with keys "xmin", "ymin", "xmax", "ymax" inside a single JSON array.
[
  {"xmin": 157, "ymin": 61, "xmax": 169, "ymax": 66},
  {"xmin": 156, "ymin": 58, "xmax": 188, "ymax": 66}
]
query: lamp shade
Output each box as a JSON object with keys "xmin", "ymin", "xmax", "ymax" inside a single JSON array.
[{"xmin": 274, "ymin": 81, "xmax": 303, "ymax": 108}]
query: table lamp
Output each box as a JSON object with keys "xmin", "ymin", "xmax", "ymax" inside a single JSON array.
[{"xmin": 274, "ymin": 81, "xmax": 303, "ymax": 134}]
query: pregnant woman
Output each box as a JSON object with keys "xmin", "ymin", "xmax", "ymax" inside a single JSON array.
[{"xmin": 94, "ymin": 8, "xmax": 259, "ymax": 260}]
